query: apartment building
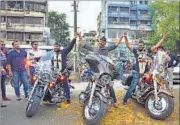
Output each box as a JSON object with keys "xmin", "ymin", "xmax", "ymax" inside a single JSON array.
[{"xmin": 0, "ymin": 0, "xmax": 48, "ymax": 44}]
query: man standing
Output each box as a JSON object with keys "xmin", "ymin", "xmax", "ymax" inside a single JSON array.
[
  {"xmin": 51, "ymin": 33, "xmax": 78, "ymax": 104},
  {"xmin": 0, "ymin": 41, "xmax": 11, "ymax": 101},
  {"xmin": 166, "ymin": 48, "xmax": 179, "ymax": 90},
  {"xmin": 80, "ymin": 35, "xmax": 123, "ymax": 107},
  {"xmin": 27, "ymin": 41, "xmax": 44, "ymax": 84},
  {"xmin": 123, "ymin": 33, "xmax": 168, "ymax": 106},
  {"xmin": 7, "ymin": 41, "xmax": 29, "ymax": 100},
  {"xmin": 0, "ymin": 42, "xmax": 7, "ymax": 107}
]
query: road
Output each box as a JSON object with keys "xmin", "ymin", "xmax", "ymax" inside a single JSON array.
[{"xmin": 1, "ymin": 81, "xmax": 179, "ymax": 125}]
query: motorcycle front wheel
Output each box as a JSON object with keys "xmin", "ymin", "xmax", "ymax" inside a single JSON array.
[
  {"xmin": 145, "ymin": 93, "xmax": 174, "ymax": 120},
  {"xmin": 83, "ymin": 96, "xmax": 107, "ymax": 125},
  {"xmin": 25, "ymin": 88, "xmax": 41, "ymax": 117}
]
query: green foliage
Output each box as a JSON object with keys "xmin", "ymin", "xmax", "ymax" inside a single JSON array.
[
  {"xmin": 148, "ymin": 0, "xmax": 179, "ymax": 51},
  {"xmin": 48, "ymin": 11, "xmax": 70, "ymax": 44}
]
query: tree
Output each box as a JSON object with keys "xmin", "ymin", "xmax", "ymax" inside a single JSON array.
[
  {"xmin": 148, "ymin": 1, "xmax": 179, "ymax": 51},
  {"xmin": 48, "ymin": 11, "xmax": 70, "ymax": 45}
]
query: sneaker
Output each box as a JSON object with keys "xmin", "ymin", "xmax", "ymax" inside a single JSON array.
[
  {"xmin": 17, "ymin": 96, "xmax": 21, "ymax": 101},
  {"xmin": 123, "ymin": 100, "xmax": 127, "ymax": 106},
  {"xmin": 66, "ymin": 100, "xmax": 71, "ymax": 104},
  {"xmin": 3, "ymin": 97, "xmax": 11, "ymax": 101},
  {"xmin": 1, "ymin": 103, "xmax": 7, "ymax": 108}
]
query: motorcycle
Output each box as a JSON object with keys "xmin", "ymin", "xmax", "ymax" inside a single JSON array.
[
  {"xmin": 122, "ymin": 52, "xmax": 174, "ymax": 120},
  {"xmin": 25, "ymin": 51, "xmax": 74, "ymax": 117},
  {"xmin": 78, "ymin": 54, "xmax": 118, "ymax": 125}
]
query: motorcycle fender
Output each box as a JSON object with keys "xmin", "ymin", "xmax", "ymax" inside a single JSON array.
[
  {"xmin": 95, "ymin": 92, "xmax": 108, "ymax": 104},
  {"xmin": 144, "ymin": 90, "xmax": 174, "ymax": 100}
]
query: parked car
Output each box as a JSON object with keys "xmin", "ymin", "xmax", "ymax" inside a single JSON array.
[{"xmin": 173, "ymin": 63, "xmax": 180, "ymax": 83}]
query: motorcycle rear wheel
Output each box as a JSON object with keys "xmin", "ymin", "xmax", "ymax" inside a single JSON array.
[
  {"xmin": 145, "ymin": 93, "xmax": 174, "ymax": 120},
  {"xmin": 83, "ymin": 96, "xmax": 107, "ymax": 125}
]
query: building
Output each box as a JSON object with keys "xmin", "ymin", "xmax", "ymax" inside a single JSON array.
[
  {"xmin": 0, "ymin": 0, "xmax": 48, "ymax": 44},
  {"xmin": 98, "ymin": 0, "xmax": 153, "ymax": 59}
]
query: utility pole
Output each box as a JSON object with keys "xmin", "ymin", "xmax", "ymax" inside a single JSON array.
[{"xmin": 72, "ymin": 1, "xmax": 79, "ymax": 72}]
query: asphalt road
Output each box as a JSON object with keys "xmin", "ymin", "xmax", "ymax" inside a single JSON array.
[{"xmin": 1, "ymin": 81, "xmax": 179, "ymax": 125}]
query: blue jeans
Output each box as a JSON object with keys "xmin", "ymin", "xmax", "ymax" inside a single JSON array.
[
  {"xmin": 123, "ymin": 70, "xmax": 140, "ymax": 101},
  {"xmin": 12, "ymin": 71, "xmax": 29, "ymax": 97},
  {"xmin": 64, "ymin": 78, "xmax": 70, "ymax": 100},
  {"xmin": 1, "ymin": 75, "xmax": 6, "ymax": 98}
]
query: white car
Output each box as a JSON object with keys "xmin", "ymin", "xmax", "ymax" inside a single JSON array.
[{"xmin": 173, "ymin": 63, "xmax": 180, "ymax": 83}]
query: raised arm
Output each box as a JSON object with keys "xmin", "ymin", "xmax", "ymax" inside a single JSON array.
[
  {"xmin": 151, "ymin": 34, "xmax": 168, "ymax": 52},
  {"xmin": 124, "ymin": 33, "xmax": 133, "ymax": 53},
  {"xmin": 106, "ymin": 36, "xmax": 123, "ymax": 51}
]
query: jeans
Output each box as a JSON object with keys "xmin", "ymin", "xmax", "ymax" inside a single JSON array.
[
  {"xmin": 1, "ymin": 75, "xmax": 6, "ymax": 98},
  {"xmin": 63, "ymin": 78, "xmax": 70, "ymax": 100},
  {"xmin": 12, "ymin": 71, "xmax": 29, "ymax": 97},
  {"xmin": 123, "ymin": 70, "xmax": 140, "ymax": 101}
]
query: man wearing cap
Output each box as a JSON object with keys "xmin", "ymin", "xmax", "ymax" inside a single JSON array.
[
  {"xmin": 79, "ymin": 35, "xmax": 123, "ymax": 107},
  {"xmin": 49, "ymin": 33, "xmax": 79, "ymax": 104}
]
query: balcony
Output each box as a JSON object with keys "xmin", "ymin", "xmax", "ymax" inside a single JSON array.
[
  {"xmin": 24, "ymin": 25, "xmax": 44, "ymax": 33},
  {"xmin": 107, "ymin": 24, "xmax": 130, "ymax": 29},
  {"xmin": 0, "ymin": 9, "xmax": 24, "ymax": 17},
  {"xmin": 0, "ymin": 9, "xmax": 45, "ymax": 17}
]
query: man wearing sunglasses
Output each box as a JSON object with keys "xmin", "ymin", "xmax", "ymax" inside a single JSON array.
[{"xmin": 79, "ymin": 35, "xmax": 123, "ymax": 107}]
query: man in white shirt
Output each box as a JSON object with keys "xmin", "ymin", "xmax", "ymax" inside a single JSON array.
[{"xmin": 27, "ymin": 41, "xmax": 44, "ymax": 81}]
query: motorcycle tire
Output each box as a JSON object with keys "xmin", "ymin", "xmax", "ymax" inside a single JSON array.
[
  {"xmin": 83, "ymin": 96, "xmax": 107, "ymax": 125},
  {"xmin": 25, "ymin": 89, "xmax": 41, "ymax": 117},
  {"xmin": 145, "ymin": 93, "xmax": 174, "ymax": 120}
]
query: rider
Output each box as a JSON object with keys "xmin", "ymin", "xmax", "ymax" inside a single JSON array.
[
  {"xmin": 79, "ymin": 34, "xmax": 123, "ymax": 107},
  {"xmin": 27, "ymin": 41, "xmax": 44, "ymax": 84},
  {"xmin": 50, "ymin": 33, "xmax": 79, "ymax": 104},
  {"xmin": 123, "ymin": 33, "xmax": 168, "ymax": 106}
]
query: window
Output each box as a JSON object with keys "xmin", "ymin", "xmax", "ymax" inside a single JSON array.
[
  {"xmin": 7, "ymin": 17, "xmax": 23, "ymax": 24},
  {"xmin": 140, "ymin": 10, "xmax": 148, "ymax": 15},
  {"xmin": 25, "ymin": 17, "xmax": 43, "ymax": 25},
  {"xmin": 1, "ymin": 16, "xmax": 6, "ymax": 23},
  {"xmin": 130, "ymin": 20, "xmax": 136, "ymax": 25},
  {"xmin": 109, "ymin": 6, "xmax": 118, "ymax": 12},
  {"xmin": 130, "ymin": 10, "xmax": 136, "ymax": 15},
  {"xmin": 140, "ymin": 20, "xmax": 149, "ymax": 25},
  {"xmin": 108, "ymin": 17, "xmax": 118, "ymax": 24},
  {"xmin": 7, "ymin": 1, "xmax": 23, "ymax": 9},
  {"xmin": 108, "ymin": 29, "xmax": 117, "ymax": 38},
  {"xmin": 119, "ymin": 18, "xmax": 129, "ymax": 24},
  {"xmin": 15, "ymin": 32, "xmax": 23, "ymax": 40},
  {"xmin": 139, "ymin": 1, "xmax": 143, "ymax": 4},
  {"xmin": 119, "ymin": 7, "xmax": 129, "ymax": 12},
  {"xmin": 145, "ymin": 1, "xmax": 148, "ymax": 5},
  {"xmin": 7, "ymin": 32, "xmax": 14, "ymax": 39},
  {"xmin": 1, "ymin": 1, "xmax": 6, "ymax": 9},
  {"xmin": 0, "ymin": 32, "xmax": 6, "ymax": 38}
]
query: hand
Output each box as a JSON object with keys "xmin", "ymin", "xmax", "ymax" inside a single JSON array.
[
  {"xmin": 74, "ymin": 32, "xmax": 80, "ymax": 39},
  {"xmin": 123, "ymin": 31, "xmax": 128, "ymax": 37},
  {"xmin": 163, "ymin": 34, "xmax": 168, "ymax": 39},
  {"xmin": 0, "ymin": 68, "xmax": 6, "ymax": 74},
  {"xmin": 8, "ymin": 70, "xmax": 13, "ymax": 77}
]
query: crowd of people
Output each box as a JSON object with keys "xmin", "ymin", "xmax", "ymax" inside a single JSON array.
[{"xmin": 0, "ymin": 32, "xmax": 179, "ymax": 108}]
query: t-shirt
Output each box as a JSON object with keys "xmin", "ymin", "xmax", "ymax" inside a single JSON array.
[{"xmin": 133, "ymin": 48, "xmax": 151, "ymax": 74}]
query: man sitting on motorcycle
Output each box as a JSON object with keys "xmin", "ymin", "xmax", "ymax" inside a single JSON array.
[
  {"xmin": 123, "ymin": 32, "xmax": 168, "ymax": 106},
  {"xmin": 51, "ymin": 33, "xmax": 79, "ymax": 104},
  {"xmin": 79, "ymin": 34, "xmax": 123, "ymax": 107}
]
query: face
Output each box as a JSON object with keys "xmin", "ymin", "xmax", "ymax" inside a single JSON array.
[
  {"xmin": 138, "ymin": 43, "xmax": 144, "ymax": 51},
  {"xmin": 54, "ymin": 45, "xmax": 60, "ymax": 52},
  {"xmin": 13, "ymin": 42, "xmax": 20, "ymax": 50},
  {"xmin": 32, "ymin": 42, "xmax": 38, "ymax": 50},
  {"xmin": 99, "ymin": 40, "xmax": 106, "ymax": 47},
  {"xmin": 166, "ymin": 49, "xmax": 171, "ymax": 55},
  {"xmin": 0, "ymin": 41, "xmax": 5, "ymax": 50}
]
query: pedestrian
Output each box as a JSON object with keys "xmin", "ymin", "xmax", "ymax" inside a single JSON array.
[
  {"xmin": 0, "ymin": 41, "xmax": 7, "ymax": 107},
  {"xmin": 7, "ymin": 41, "xmax": 29, "ymax": 101},
  {"xmin": 166, "ymin": 48, "xmax": 179, "ymax": 90},
  {"xmin": 0, "ymin": 41, "xmax": 11, "ymax": 101}
]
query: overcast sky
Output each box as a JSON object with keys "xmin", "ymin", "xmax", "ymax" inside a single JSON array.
[{"xmin": 48, "ymin": 1, "xmax": 101, "ymax": 37}]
